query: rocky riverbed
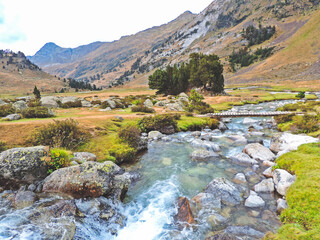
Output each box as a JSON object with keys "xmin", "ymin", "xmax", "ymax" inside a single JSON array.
[{"xmin": 0, "ymin": 100, "xmax": 318, "ymax": 239}]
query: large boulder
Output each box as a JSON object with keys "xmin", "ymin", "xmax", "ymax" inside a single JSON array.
[
  {"xmin": 243, "ymin": 143, "xmax": 276, "ymax": 162},
  {"xmin": 61, "ymin": 96, "xmax": 79, "ymax": 104},
  {"xmin": 204, "ymin": 178, "xmax": 243, "ymax": 206},
  {"xmin": 13, "ymin": 100, "xmax": 27, "ymax": 110},
  {"xmin": 270, "ymin": 132, "xmax": 318, "ymax": 156},
  {"xmin": 144, "ymin": 99, "xmax": 153, "ymax": 108},
  {"xmin": 230, "ymin": 152, "xmax": 258, "ymax": 166},
  {"xmin": 148, "ymin": 131, "xmax": 163, "ymax": 140},
  {"xmin": 2, "ymin": 114, "xmax": 21, "ymax": 121},
  {"xmin": 42, "ymin": 161, "xmax": 130, "ymax": 200},
  {"xmin": 40, "ymin": 96, "xmax": 59, "ymax": 108},
  {"xmin": 0, "ymin": 146, "xmax": 49, "ymax": 189},
  {"xmin": 273, "ymin": 169, "xmax": 296, "ymax": 196}
]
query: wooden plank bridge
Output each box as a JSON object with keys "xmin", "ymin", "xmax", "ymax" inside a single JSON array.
[{"xmin": 201, "ymin": 111, "xmax": 303, "ymax": 118}]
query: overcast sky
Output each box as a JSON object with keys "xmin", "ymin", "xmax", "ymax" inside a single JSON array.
[{"xmin": 0, "ymin": 0, "xmax": 213, "ymax": 55}]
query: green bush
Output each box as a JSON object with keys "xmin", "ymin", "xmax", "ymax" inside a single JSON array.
[
  {"xmin": 207, "ymin": 118, "xmax": 220, "ymax": 129},
  {"xmin": 296, "ymin": 91, "xmax": 305, "ymax": 99},
  {"xmin": 46, "ymin": 149, "xmax": 73, "ymax": 174},
  {"xmin": 138, "ymin": 114, "xmax": 178, "ymax": 133},
  {"xmin": 60, "ymin": 100, "xmax": 82, "ymax": 108},
  {"xmin": 0, "ymin": 140, "xmax": 7, "ymax": 153},
  {"xmin": 29, "ymin": 119, "xmax": 91, "ymax": 150},
  {"xmin": 274, "ymin": 114, "xmax": 295, "ymax": 124},
  {"xmin": 118, "ymin": 125, "xmax": 141, "ymax": 149},
  {"xmin": 0, "ymin": 104, "xmax": 15, "ymax": 117},
  {"xmin": 27, "ymin": 100, "xmax": 41, "ymax": 108},
  {"xmin": 109, "ymin": 144, "xmax": 137, "ymax": 164},
  {"xmin": 294, "ymin": 115, "xmax": 320, "ymax": 134},
  {"xmin": 187, "ymin": 90, "xmax": 215, "ymax": 114},
  {"xmin": 131, "ymin": 104, "xmax": 155, "ymax": 113},
  {"xmin": 21, "ymin": 106, "xmax": 54, "ymax": 118}
]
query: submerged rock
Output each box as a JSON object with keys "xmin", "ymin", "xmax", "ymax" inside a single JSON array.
[
  {"xmin": 0, "ymin": 146, "xmax": 49, "ymax": 189},
  {"xmin": 190, "ymin": 149, "xmax": 220, "ymax": 161},
  {"xmin": 204, "ymin": 178, "xmax": 243, "ymax": 206},
  {"xmin": 273, "ymin": 169, "xmax": 296, "ymax": 196},
  {"xmin": 243, "ymin": 143, "xmax": 276, "ymax": 162},
  {"xmin": 224, "ymin": 225, "xmax": 265, "ymax": 238},
  {"xmin": 43, "ymin": 161, "xmax": 130, "ymax": 200}
]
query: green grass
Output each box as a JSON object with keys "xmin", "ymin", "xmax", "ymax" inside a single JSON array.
[
  {"xmin": 266, "ymin": 143, "xmax": 320, "ymax": 240},
  {"xmin": 177, "ymin": 116, "xmax": 209, "ymax": 131}
]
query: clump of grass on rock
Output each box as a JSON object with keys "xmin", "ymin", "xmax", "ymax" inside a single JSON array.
[
  {"xmin": 46, "ymin": 148, "xmax": 73, "ymax": 174},
  {"xmin": 29, "ymin": 119, "xmax": 91, "ymax": 150}
]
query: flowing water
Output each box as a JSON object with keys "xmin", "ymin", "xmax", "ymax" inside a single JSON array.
[{"xmin": 0, "ymin": 100, "xmax": 302, "ymax": 240}]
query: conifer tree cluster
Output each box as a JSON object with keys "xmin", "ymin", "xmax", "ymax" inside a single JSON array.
[{"xmin": 148, "ymin": 53, "xmax": 224, "ymax": 95}]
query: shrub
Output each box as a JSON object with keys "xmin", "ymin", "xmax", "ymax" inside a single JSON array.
[
  {"xmin": 131, "ymin": 104, "xmax": 155, "ymax": 113},
  {"xmin": 109, "ymin": 144, "xmax": 137, "ymax": 164},
  {"xmin": 29, "ymin": 119, "xmax": 91, "ymax": 150},
  {"xmin": 21, "ymin": 106, "xmax": 54, "ymax": 118},
  {"xmin": 187, "ymin": 101, "xmax": 215, "ymax": 114},
  {"xmin": 274, "ymin": 114, "xmax": 295, "ymax": 124},
  {"xmin": 296, "ymin": 91, "xmax": 305, "ymax": 99},
  {"xmin": 91, "ymin": 100, "xmax": 102, "ymax": 105},
  {"xmin": 0, "ymin": 104, "xmax": 15, "ymax": 117},
  {"xmin": 138, "ymin": 114, "xmax": 178, "ymax": 133},
  {"xmin": 0, "ymin": 140, "xmax": 7, "ymax": 153},
  {"xmin": 118, "ymin": 125, "xmax": 141, "ymax": 149},
  {"xmin": 207, "ymin": 118, "xmax": 220, "ymax": 129},
  {"xmin": 60, "ymin": 100, "xmax": 82, "ymax": 108},
  {"xmin": 294, "ymin": 115, "xmax": 320, "ymax": 134},
  {"xmin": 27, "ymin": 99, "xmax": 41, "ymax": 107},
  {"xmin": 46, "ymin": 148, "xmax": 73, "ymax": 174}
]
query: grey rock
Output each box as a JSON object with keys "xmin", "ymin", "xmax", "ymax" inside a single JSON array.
[
  {"xmin": 243, "ymin": 118, "xmax": 259, "ymax": 124},
  {"xmin": 190, "ymin": 149, "xmax": 219, "ymax": 161},
  {"xmin": 81, "ymin": 100, "xmax": 92, "ymax": 107},
  {"xmin": 61, "ymin": 96, "xmax": 78, "ymax": 104},
  {"xmin": 245, "ymin": 191, "xmax": 265, "ymax": 208},
  {"xmin": 224, "ymin": 225, "xmax": 265, "ymax": 238},
  {"xmin": 230, "ymin": 152, "xmax": 258, "ymax": 166},
  {"xmin": 228, "ymin": 135, "xmax": 247, "ymax": 145},
  {"xmin": 166, "ymin": 103, "xmax": 184, "ymax": 112},
  {"xmin": 2, "ymin": 114, "xmax": 21, "ymax": 121},
  {"xmin": 73, "ymin": 152, "xmax": 97, "ymax": 164},
  {"xmin": 207, "ymin": 233, "xmax": 238, "ymax": 240},
  {"xmin": 144, "ymin": 99, "xmax": 153, "ymax": 108},
  {"xmin": 192, "ymin": 192, "xmax": 222, "ymax": 211},
  {"xmin": 191, "ymin": 139, "xmax": 221, "ymax": 152},
  {"xmin": 218, "ymin": 122, "xmax": 228, "ymax": 131},
  {"xmin": 233, "ymin": 173, "xmax": 247, "ymax": 184},
  {"xmin": 263, "ymin": 167, "xmax": 274, "ymax": 178},
  {"xmin": 277, "ymin": 198, "xmax": 288, "ymax": 213},
  {"xmin": 273, "ymin": 169, "xmax": 296, "ymax": 196},
  {"xmin": 40, "ymin": 96, "xmax": 59, "ymax": 108},
  {"xmin": 148, "ymin": 131, "xmax": 163, "ymax": 140},
  {"xmin": 13, "ymin": 100, "xmax": 27, "ymax": 110},
  {"xmin": 243, "ymin": 143, "xmax": 276, "ymax": 162},
  {"xmin": 106, "ymin": 100, "xmax": 116, "ymax": 109},
  {"xmin": 154, "ymin": 101, "xmax": 165, "ymax": 107},
  {"xmin": 27, "ymin": 184, "xmax": 37, "ymax": 192},
  {"xmin": 254, "ymin": 179, "xmax": 275, "ymax": 193},
  {"xmin": 191, "ymin": 131, "xmax": 201, "ymax": 137},
  {"xmin": 0, "ymin": 99, "xmax": 8, "ymax": 106},
  {"xmin": 43, "ymin": 161, "xmax": 129, "ymax": 200},
  {"xmin": 178, "ymin": 92, "xmax": 188, "ymax": 98},
  {"xmin": 0, "ymin": 146, "xmax": 49, "ymax": 189},
  {"xmin": 14, "ymin": 191, "xmax": 37, "ymax": 209},
  {"xmin": 99, "ymin": 107, "xmax": 112, "ymax": 112},
  {"xmin": 205, "ymin": 178, "xmax": 243, "ymax": 206}
]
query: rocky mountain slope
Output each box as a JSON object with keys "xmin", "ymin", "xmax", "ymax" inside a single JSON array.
[
  {"xmin": 0, "ymin": 50, "xmax": 67, "ymax": 94},
  {"xmin": 30, "ymin": 0, "xmax": 320, "ymax": 88}
]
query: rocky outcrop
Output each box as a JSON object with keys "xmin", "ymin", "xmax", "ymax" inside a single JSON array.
[
  {"xmin": 204, "ymin": 178, "xmax": 243, "ymax": 206},
  {"xmin": 42, "ymin": 161, "xmax": 130, "ymax": 200},
  {"xmin": 243, "ymin": 143, "xmax": 276, "ymax": 162},
  {"xmin": 273, "ymin": 169, "xmax": 296, "ymax": 196},
  {"xmin": 0, "ymin": 146, "xmax": 49, "ymax": 189}
]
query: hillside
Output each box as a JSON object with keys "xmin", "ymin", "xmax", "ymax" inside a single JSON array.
[
  {"xmin": 0, "ymin": 50, "xmax": 67, "ymax": 95},
  {"xmin": 30, "ymin": 0, "xmax": 320, "ymax": 88}
]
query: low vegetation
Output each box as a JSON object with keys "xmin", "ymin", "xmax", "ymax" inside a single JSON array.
[
  {"xmin": 46, "ymin": 148, "xmax": 73, "ymax": 174},
  {"xmin": 131, "ymin": 104, "xmax": 155, "ymax": 113},
  {"xmin": 0, "ymin": 104, "xmax": 15, "ymax": 117},
  {"xmin": 138, "ymin": 114, "xmax": 179, "ymax": 133},
  {"xmin": 266, "ymin": 143, "xmax": 320, "ymax": 239},
  {"xmin": 20, "ymin": 106, "xmax": 54, "ymax": 118},
  {"xmin": 118, "ymin": 125, "xmax": 141, "ymax": 149},
  {"xmin": 0, "ymin": 140, "xmax": 6, "ymax": 153},
  {"xmin": 186, "ymin": 89, "xmax": 215, "ymax": 114},
  {"xmin": 29, "ymin": 119, "xmax": 91, "ymax": 150},
  {"xmin": 242, "ymin": 25, "xmax": 276, "ymax": 47}
]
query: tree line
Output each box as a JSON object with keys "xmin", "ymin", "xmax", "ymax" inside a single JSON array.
[{"xmin": 148, "ymin": 53, "xmax": 224, "ymax": 95}]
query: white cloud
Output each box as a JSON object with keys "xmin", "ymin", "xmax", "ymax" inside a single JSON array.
[{"xmin": 0, "ymin": 0, "xmax": 213, "ymax": 55}]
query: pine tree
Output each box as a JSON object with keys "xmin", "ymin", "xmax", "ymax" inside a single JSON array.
[{"xmin": 33, "ymin": 86, "xmax": 41, "ymax": 99}]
